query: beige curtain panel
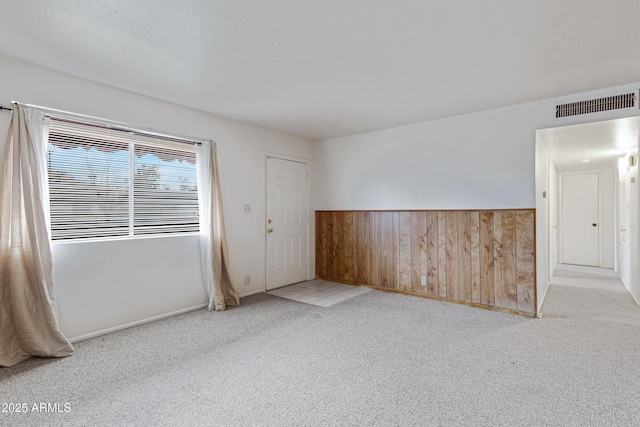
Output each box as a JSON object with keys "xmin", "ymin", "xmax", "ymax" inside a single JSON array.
[
  {"xmin": 0, "ymin": 105, "xmax": 74, "ymax": 367},
  {"xmin": 196, "ymin": 141, "xmax": 239, "ymax": 311}
]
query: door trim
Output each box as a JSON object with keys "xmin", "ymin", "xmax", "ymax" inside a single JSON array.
[{"xmin": 264, "ymin": 152, "xmax": 311, "ymax": 292}]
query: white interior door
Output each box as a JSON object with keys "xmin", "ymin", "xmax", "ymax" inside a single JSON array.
[
  {"xmin": 266, "ymin": 157, "xmax": 308, "ymax": 290},
  {"xmin": 561, "ymin": 173, "xmax": 599, "ymax": 266}
]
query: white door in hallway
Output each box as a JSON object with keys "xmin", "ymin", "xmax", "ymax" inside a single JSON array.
[
  {"xmin": 266, "ymin": 157, "xmax": 308, "ymax": 290},
  {"xmin": 562, "ymin": 173, "xmax": 599, "ymax": 266}
]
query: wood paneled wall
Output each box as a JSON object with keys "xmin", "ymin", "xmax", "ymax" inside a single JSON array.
[{"xmin": 315, "ymin": 210, "xmax": 536, "ymax": 315}]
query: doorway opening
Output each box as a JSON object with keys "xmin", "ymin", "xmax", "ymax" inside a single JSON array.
[{"xmin": 535, "ymin": 116, "xmax": 640, "ymax": 314}]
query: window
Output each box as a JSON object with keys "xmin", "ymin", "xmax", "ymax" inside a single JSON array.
[{"xmin": 47, "ymin": 118, "xmax": 199, "ymax": 240}]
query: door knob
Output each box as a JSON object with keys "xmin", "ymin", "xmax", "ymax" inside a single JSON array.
[
  {"xmin": 592, "ymin": 223, "xmax": 597, "ymax": 227},
  {"xmin": 267, "ymin": 228, "xmax": 273, "ymax": 233}
]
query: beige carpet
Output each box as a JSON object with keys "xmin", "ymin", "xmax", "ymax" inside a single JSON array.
[{"xmin": 1, "ymin": 268, "xmax": 639, "ymax": 426}]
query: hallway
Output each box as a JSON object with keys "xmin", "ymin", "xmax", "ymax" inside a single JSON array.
[{"xmin": 541, "ymin": 264, "xmax": 640, "ymax": 321}]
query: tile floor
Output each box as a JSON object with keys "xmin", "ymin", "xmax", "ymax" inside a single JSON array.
[{"xmin": 266, "ymin": 279, "xmax": 371, "ymax": 307}]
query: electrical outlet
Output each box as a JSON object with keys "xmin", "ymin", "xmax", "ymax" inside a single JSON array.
[
  {"xmin": 243, "ymin": 204, "xmax": 252, "ymax": 213},
  {"xmin": 244, "ymin": 274, "xmax": 251, "ymax": 285},
  {"xmin": 420, "ymin": 276, "xmax": 427, "ymax": 286}
]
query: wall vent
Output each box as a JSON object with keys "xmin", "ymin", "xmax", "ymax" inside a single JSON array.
[{"xmin": 555, "ymin": 92, "xmax": 636, "ymax": 118}]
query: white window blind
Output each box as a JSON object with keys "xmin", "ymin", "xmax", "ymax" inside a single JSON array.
[{"xmin": 47, "ymin": 118, "xmax": 199, "ymax": 240}]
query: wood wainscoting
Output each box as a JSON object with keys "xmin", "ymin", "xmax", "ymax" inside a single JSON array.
[{"xmin": 315, "ymin": 210, "xmax": 536, "ymax": 316}]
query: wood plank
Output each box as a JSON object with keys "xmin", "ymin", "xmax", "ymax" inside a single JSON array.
[
  {"xmin": 419, "ymin": 212, "xmax": 429, "ymax": 294},
  {"xmin": 411, "ymin": 211, "xmax": 429, "ymax": 295},
  {"xmin": 351, "ymin": 212, "xmax": 359, "ymax": 284},
  {"xmin": 316, "ymin": 212, "xmax": 327, "ymax": 278},
  {"xmin": 314, "ymin": 212, "xmax": 320, "ymax": 277},
  {"xmin": 516, "ymin": 211, "xmax": 536, "ymax": 314},
  {"xmin": 343, "ymin": 211, "xmax": 355, "ymax": 282},
  {"xmin": 355, "ymin": 212, "xmax": 370, "ymax": 284},
  {"xmin": 470, "ymin": 211, "xmax": 481, "ymax": 303},
  {"xmin": 412, "ymin": 211, "xmax": 427, "ymax": 294},
  {"xmin": 369, "ymin": 211, "xmax": 381, "ymax": 286},
  {"xmin": 425, "ymin": 211, "xmax": 439, "ymax": 296},
  {"xmin": 458, "ymin": 211, "xmax": 472, "ymax": 302},
  {"xmin": 410, "ymin": 211, "xmax": 423, "ymax": 293},
  {"xmin": 438, "ymin": 211, "xmax": 447, "ymax": 297},
  {"xmin": 380, "ymin": 211, "xmax": 394, "ymax": 288},
  {"xmin": 479, "ymin": 211, "xmax": 495, "ymax": 306},
  {"xmin": 445, "ymin": 211, "xmax": 459, "ymax": 300},
  {"xmin": 325, "ymin": 212, "xmax": 335, "ymax": 279},
  {"xmin": 494, "ymin": 211, "xmax": 518, "ymax": 310},
  {"xmin": 398, "ymin": 212, "xmax": 412, "ymax": 292},
  {"xmin": 392, "ymin": 212, "xmax": 400, "ymax": 290},
  {"xmin": 335, "ymin": 211, "xmax": 343, "ymax": 280},
  {"xmin": 335, "ymin": 211, "xmax": 345, "ymax": 280}
]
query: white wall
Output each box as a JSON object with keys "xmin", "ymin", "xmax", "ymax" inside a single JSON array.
[
  {"xmin": 535, "ymin": 138, "xmax": 551, "ymax": 314},
  {"xmin": 0, "ymin": 55, "xmax": 313, "ymax": 340},
  {"xmin": 53, "ymin": 235, "xmax": 205, "ymax": 340},
  {"xmin": 617, "ymin": 155, "xmax": 640, "ymax": 303},
  {"xmin": 314, "ymin": 100, "xmax": 554, "ymax": 210},
  {"xmin": 618, "ymin": 158, "xmax": 631, "ymax": 286},
  {"xmin": 314, "ymin": 84, "xmax": 640, "ymax": 211},
  {"xmin": 549, "ymin": 162, "xmax": 559, "ymax": 274},
  {"xmin": 601, "ymin": 169, "xmax": 616, "ymax": 268},
  {"xmin": 629, "ymin": 160, "xmax": 640, "ymax": 303}
]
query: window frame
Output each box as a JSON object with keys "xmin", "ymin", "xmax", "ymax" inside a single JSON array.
[{"xmin": 46, "ymin": 115, "xmax": 203, "ymax": 242}]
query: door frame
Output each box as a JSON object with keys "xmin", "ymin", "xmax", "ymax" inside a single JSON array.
[
  {"xmin": 535, "ymin": 112, "xmax": 640, "ymax": 314},
  {"xmin": 617, "ymin": 154, "xmax": 632, "ymax": 286},
  {"xmin": 558, "ymin": 170, "xmax": 602, "ymax": 267},
  {"xmin": 264, "ymin": 152, "xmax": 311, "ymax": 291}
]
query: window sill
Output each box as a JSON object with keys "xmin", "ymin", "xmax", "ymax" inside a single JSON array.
[{"xmin": 50, "ymin": 232, "xmax": 200, "ymax": 245}]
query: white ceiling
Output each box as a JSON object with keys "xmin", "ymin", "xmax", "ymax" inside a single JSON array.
[
  {"xmin": 540, "ymin": 117, "xmax": 640, "ymax": 172},
  {"xmin": 0, "ymin": 1, "xmax": 639, "ymax": 140}
]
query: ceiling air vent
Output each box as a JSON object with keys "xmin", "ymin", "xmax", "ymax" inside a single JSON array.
[{"xmin": 556, "ymin": 92, "xmax": 636, "ymax": 118}]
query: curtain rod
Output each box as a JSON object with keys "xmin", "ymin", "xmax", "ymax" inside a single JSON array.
[{"xmin": 2, "ymin": 102, "xmax": 208, "ymax": 146}]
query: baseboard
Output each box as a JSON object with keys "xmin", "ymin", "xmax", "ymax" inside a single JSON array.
[
  {"xmin": 368, "ymin": 285, "xmax": 536, "ymax": 318},
  {"xmin": 68, "ymin": 303, "xmax": 208, "ymax": 343},
  {"xmin": 536, "ymin": 281, "xmax": 551, "ymax": 318},
  {"xmin": 316, "ymin": 274, "xmax": 536, "ymax": 318},
  {"xmin": 239, "ymin": 289, "xmax": 264, "ymax": 298},
  {"xmin": 619, "ymin": 278, "xmax": 640, "ymax": 306}
]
